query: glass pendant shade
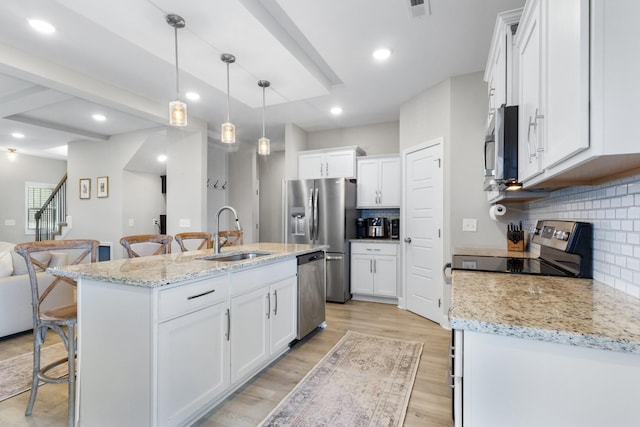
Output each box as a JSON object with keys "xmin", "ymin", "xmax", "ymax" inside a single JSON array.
[
  {"xmin": 258, "ymin": 137, "xmax": 270, "ymax": 155},
  {"xmin": 169, "ymin": 99, "xmax": 187, "ymax": 126},
  {"xmin": 221, "ymin": 122, "xmax": 236, "ymax": 144}
]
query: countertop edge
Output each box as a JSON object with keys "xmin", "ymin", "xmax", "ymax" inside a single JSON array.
[{"xmin": 450, "ymin": 319, "xmax": 640, "ymax": 355}]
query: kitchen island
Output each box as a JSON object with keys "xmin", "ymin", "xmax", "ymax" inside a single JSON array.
[
  {"xmin": 449, "ymin": 270, "xmax": 640, "ymax": 427},
  {"xmin": 49, "ymin": 243, "xmax": 326, "ymax": 427}
]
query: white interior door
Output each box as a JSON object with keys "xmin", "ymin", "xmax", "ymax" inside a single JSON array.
[{"xmin": 403, "ymin": 140, "xmax": 443, "ymax": 323}]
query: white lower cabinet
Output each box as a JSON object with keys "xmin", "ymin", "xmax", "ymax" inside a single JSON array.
[
  {"xmin": 230, "ymin": 286, "xmax": 269, "ymax": 383},
  {"xmin": 76, "ymin": 259, "xmax": 297, "ymax": 427},
  {"xmin": 158, "ymin": 300, "xmax": 230, "ymax": 427},
  {"xmin": 461, "ymin": 330, "xmax": 640, "ymax": 426},
  {"xmin": 230, "ymin": 263, "xmax": 297, "ymax": 385},
  {"xmin": 350, "ymin": 242, "xmax": 398, "ymax": 299}
]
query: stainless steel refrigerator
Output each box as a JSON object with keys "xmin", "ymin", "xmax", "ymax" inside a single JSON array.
[{"xmin": 286, "ymin": 178, "xmax": 356, "ymax": 302}]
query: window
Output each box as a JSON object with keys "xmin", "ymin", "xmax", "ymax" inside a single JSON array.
[{"xmin": 25, "ymin": 182, "xmax": 55, "ymax": 234}]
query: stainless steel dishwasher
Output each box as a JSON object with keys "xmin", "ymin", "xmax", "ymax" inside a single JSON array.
[{"xmin": 296, "ymin": 251, "xmax": 326, "ymax": 340}]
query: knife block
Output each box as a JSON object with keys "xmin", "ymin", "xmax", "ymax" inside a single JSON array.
[{"xmin": 507, "ymin": 230, "xmax": 525, "ymax": 251}]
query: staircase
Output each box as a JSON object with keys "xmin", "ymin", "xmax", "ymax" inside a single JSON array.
[{"xmin": 34, "ymin": 173, "xmax": 68, "ymax": 241}]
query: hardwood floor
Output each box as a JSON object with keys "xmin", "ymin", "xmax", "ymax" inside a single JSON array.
[{"xmin": 0, "ymin": 301, "xmax": 453, "ymax": 426}]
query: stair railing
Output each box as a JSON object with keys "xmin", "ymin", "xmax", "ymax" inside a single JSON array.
[{"xmin": 35, "ymin": 173, "xmax": 67, "ymax": 241}]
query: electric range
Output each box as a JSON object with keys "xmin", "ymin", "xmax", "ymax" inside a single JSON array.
[{"xmin": 453, "ymin": 220, "xmax": 593, "ymax": 278}]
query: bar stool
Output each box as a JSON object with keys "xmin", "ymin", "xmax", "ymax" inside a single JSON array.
[
  {"xmin": 218, "ymin": 230, "xmax": 243, "ymax": 248},
  {"xmin": 175, "ymin": 232, "xmax": 212, "ymax": 252},
  {"xmin": 14, "ymin": 239, "xmax": 99, "ymax": 427},
  {"xmin": 119, "ymin": 234, "xmax": 172, "ymax": 258}
]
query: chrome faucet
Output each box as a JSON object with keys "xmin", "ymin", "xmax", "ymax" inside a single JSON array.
[{"xmin": 214, "ymin": 205, "xmax": 242, "ymax": 254}]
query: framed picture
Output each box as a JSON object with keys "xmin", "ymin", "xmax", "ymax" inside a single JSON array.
[
  {"xmin": 79, "ymin": 178, "xmax": 91, "ymax": 199},
  {"xmin": 97, "ymin": 176, "xmax": 109, "ymax": 198}
]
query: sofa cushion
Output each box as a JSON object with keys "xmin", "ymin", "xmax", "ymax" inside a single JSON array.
[
  {"xmin": 11, "ymin": 248, "xmax": 52, "ymax": 276},
  {"xmin": 0, "ymin": 250, "xmax": 13, "ymax": 277}
]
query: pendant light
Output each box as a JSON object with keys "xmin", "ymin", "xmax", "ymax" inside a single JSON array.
[
  {"xmin": 166, "ymin": 14, "xmax": 187, "ymax": 127},
  {"xmin": 7, "ymin": 148, "xmax": 17, "ymax": 162},
  {"xmin": 257, "ymin": 80, "xmax": 270, "ymax": 155},
  {"xmin": 220, "ymin": 53, "xmax": 236, "ymax": 143}
]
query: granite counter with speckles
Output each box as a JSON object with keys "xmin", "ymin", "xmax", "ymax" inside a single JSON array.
[
  {"xmin": 47, "ymin": 243, "xmax": 326, "ymax": 288},
  {"xmin": 450, "ymin": 270, "xmax": 640, "ymax": 354}
]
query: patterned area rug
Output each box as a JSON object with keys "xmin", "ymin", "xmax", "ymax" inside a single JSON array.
[
  {"xmin": 0, "ymin": 342, "xmax": 68, "ymax": 402},
  {"xmin": 259, "ymin": 331, "xmax": 424, "ymax": 427}
]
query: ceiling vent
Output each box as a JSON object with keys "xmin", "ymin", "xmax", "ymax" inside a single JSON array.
[{"xmin": 407, "ymin": 0, "xmax": 431, "ymax": 18}]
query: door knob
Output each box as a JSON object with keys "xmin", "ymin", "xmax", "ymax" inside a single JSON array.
[{"xmin": 404, "ymin": 237, "xmax": 412, "ymax": 243}]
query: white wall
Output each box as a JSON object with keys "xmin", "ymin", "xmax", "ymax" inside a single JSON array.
[
  {"xmin": 258, "ymin": 151, "xmax": 285, "ymax": 243},
  {"xmin": 449, "ymin": 72, "xmax": 508, "ymax": 250},
  {"xmin": 165, "ymin": 124, "xmax": 208, "ymax": 244},
  {"xmin": 307, "ymin": 121, "xmax": 399, "ymax": 155},
  {"xmin": 206, "ymin": 143, "xmax": 229, "ymax": 234},
  {"xmin": 284, "ymin": 123, "xmax": 308, "ymax": 180},
  {"xmin": 228, "ymin": 145, "xmax": 257, "ymax": 244},
  {"xmin": 66, "ymin": 123, "xmax": 208, "ymax": 258},
  {"xmin": 0, "ymin": 154, "xmax": 67, "ymax": 243}
]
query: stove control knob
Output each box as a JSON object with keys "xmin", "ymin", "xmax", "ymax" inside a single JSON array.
[{"xmin": 554, "ymin": 231, "xmax": 570, "ymax": 240}]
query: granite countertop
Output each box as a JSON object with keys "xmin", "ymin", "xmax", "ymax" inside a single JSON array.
[
  {"xmin": 47, "ymin": 243, "xmax": 327, "ymax": 288},
  {"xmin": 449, "ymin": 270, "xmax": 640, "ymax": 354}
]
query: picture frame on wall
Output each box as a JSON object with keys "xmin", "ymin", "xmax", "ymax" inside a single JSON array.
[
  {"xmin": 97, "ymin": 176, "xmax": 109, "ymax": 198},
  {"xmin": 80, "ymin": 178, "xmax": 91, "ymax": 199}
]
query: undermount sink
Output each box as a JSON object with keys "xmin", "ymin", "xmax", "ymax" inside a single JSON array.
[{"xmin": 198, "ymin": 251, "xmax": 273, "ymax": 262}]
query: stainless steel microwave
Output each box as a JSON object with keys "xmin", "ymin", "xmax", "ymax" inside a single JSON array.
[{"xmin": 484, "ymin": 105, "xmax": 519, "ymax": 191}]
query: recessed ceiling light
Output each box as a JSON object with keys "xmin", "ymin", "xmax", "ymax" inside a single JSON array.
[
  {"xmin": 11, "ymin": 132, "xmax": 25, "ymax": 139},
  {"xmin": 92, "ymin": 114, "xmax": 106, "ymax": 122},
  {"xmin": 330, "ymin": 106, "xmax": 343, "ymax": 115},
  {"xmin": 185, "ymin": 92, "xmax": 200, "ymax": 101},
  {"xmin": 373, "ymin": 48, "xmax": 391, "ymax": 61},
  {"xmin": 28, "ymin": 19, "xmax": 56, "ymax": 35},
  {"xmin": 157, "ymin": 154, "xmax": 168, "ymax": 163}
]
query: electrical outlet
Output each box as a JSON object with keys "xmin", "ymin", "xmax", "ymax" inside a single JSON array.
[
  {"xmin": 462, "ymin": 218, "xmax": 477, "ymax": 232},
  {"xmin": 153, "ymin": 219, "xmax": 159, "ymax": 226}
]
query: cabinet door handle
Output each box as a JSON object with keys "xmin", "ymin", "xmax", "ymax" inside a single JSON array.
[
  {"xmin": 373, "ymin": 259, "xmax": 377, "ymax": 274},
  {"xmin": 273, "ymin": 289, "xmax": 278, "ymax": 316},
  {"xmin": 266, "ymin": 293, "xmax": 271, "ymax": 319},
  {"xmin": 226, "ymin": 308, "xmax": 230, "ymax": 341},
  {"xmin": 370, "ymin": 259, "xmax": 373, "ymax": 273}
]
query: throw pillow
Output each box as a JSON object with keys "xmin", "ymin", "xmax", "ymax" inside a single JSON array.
[{"xmin": 0, "ymin": 250, "xmax": 13, "ymax": 277}]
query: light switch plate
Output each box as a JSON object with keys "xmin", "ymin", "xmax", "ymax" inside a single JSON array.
[
  {"xmin": 462, "ymin": 218, "xmax": 477, "ymax": 232},
  {"xmin": 179, "ymin": 218, "xmax": 191, "ymax": 228},
  {"xmin": 4, "ymin": 219, "xmax": 16, "ymax": 226},
  {"xmin": 128, "ymin": 218, "xmax": 135, "ymax": 227}
]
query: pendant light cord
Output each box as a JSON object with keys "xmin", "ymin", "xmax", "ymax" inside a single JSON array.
[
  {"xmin": 262, "ymin": 86, "xmax": 266, "ymax": 137},
  {"xmin": 174, "ymin": 26, "xmax": 180, "ymax": 98},
  {"xmin": 226, "ymin": 62, "xmax": 231, "ymax": 122}
]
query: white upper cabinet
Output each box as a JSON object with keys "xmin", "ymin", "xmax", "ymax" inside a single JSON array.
[
  {"xmin": 515, "ymin": 0, "xmax": 545, "ymax": 184},
  {"xmin": 485, "ymin": 8, "xmax": 522, "ymax": 114},
  {"xmin": 515, "ymin": 0, "xmax": 640, "ymax": 188},
  {"xmin": 356, "ymin": 155, "xmax": 400, "ymax": 208},
  {"xmin": 298, "ymin": 146, "xmax": 364, "ymax": 180}
]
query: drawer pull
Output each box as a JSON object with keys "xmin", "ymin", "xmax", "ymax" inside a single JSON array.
[{"xmin": 187, "ymin": 289, "xmax": 216, "ymax": 300}]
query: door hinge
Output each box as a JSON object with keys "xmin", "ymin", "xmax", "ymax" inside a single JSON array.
[
  {"xmin": 438, "ymin": 229, "xmax": 441, "ymax": 238},
  {"xmin": 438, "ymin": 298, "xmax": 442, "ymax": 308},
  {"xmin": 436, "ymin": 158, "xmax": 441, "ymax": 168}
]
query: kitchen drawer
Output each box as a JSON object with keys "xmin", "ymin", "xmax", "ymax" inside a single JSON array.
[
  {"xmin": 351, "ymin": 242, "xmax": 397, "ymax": 256},
  {"xmin": 159, "ymin": 275, "xmax": 229, "ymax": 321},
  {"xmin": 231, "ymin": 259, "xmax": 297, "ymax": 296}
]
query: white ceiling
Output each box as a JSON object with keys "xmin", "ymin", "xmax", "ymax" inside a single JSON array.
[{"xmin": 0, "ymin": 0, "xmax": 525, "ymax": 169}]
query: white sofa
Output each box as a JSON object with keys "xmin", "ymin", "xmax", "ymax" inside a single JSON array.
[{"xmin": 0, "ymin": 241, "xmax": 73, "ymax": 338}]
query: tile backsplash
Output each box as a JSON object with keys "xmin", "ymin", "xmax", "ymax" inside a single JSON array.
[{"xmin": 522, "ymin": 173, "xmax": 640, "ymax": 298}]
